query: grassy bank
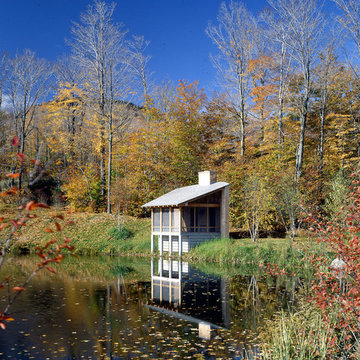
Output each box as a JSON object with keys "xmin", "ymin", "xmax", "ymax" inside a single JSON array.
[
  {"xmin": 1, "ymin": 203, "xmax": 329, "ymax": 267},
  {"xmin": 183, "ymin": 237, "xmax": 330, "ymax": 273},
  {"xmin": 9, "ymin": 206, "xmax": 151, "ymax": 255}
]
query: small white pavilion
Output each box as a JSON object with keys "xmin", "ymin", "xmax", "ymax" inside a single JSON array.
[{"xmin": 142, "ymin": 171, "xmax": 229, "ymax": 255}]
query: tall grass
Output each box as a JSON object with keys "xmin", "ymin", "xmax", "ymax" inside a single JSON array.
[{"xmin": 258, "ymin": 304, "xmax": 331, "ymax": 359}]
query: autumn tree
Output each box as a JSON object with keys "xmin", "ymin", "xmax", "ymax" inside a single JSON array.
[
  {"xmin": 207, "ymin": 1, "xmax": 258, "ymax": 157},
  {"xmin": 268, "ymin": 0, "xmax": 323, "ymax": 179},
  {"xmin": 43, "ymin": 83, "xmax": 88, "ymax": 171},
  {"xmin": 242, "ymin": 171, "xmax": 274, "ymax": 242},
  {"xmin": 70, "ymin": 0, "xmax": 130, "ymax": 211},
  {"xmin": 260, "ymin": 8, "xmax": 293, "ymax": 146},
  {"xmin": 313, "ymin": 41, "xmax": 341, "ymax": 181}
]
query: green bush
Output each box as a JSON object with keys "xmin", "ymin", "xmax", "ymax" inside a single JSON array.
[{"xmin": 108, "ymin": 226, "xmax": 132, "ymax": 241}]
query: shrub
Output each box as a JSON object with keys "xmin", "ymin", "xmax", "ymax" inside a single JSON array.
[{"xmin": 108, "ymin": 226, "xmax": 132, "ymax": 241}]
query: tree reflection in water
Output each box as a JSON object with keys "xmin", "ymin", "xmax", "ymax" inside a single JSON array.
[{"xmin": 0, "ymin": 255, "xmax": 297, "ymax": 359}]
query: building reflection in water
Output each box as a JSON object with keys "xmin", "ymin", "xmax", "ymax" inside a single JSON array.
[{"xmin": 150, "ymin": 257, "xmax": 230, "ymax": 330}]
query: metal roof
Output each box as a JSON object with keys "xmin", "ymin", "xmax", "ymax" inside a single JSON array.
[{"xmin": 142, "ymin": 182, "xmax": 229, "ymax": 207}]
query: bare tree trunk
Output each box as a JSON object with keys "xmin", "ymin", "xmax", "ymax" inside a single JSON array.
[
  {"xmin": 18, "ymin": 112, "xmax": 26, "ymax": 190},
  {"xmin": 70, "ymin": 1, "xmax": 131, "ymax": 210},
  {"xmin": 319, "ymin": 103, "xmax": 326, "ymax": 176},
  {"xmin": 107, "ymin": 125, "xmax": 113, "ymax": 214},
  {"xmin": 206, "ymin": 2, "xmax": 257, "ymax": 159},
  {"xmin": 240, "ymin": 112, "xmax": 245, "ymax": 157},
  {"xmin": 295, "ymin": 65, "xmax": 311, "ymax": 180},
  {"xmin": 268, "ymin": 0, "xmax": 323, "ymax": 179},
  {"xmin": 99, "ymin": 62, "xmax": 106, "ymax": 202},
  {"xmin": 6, "ymin": 50, "xmax": 51, "ymax": 191},
  {"xmin": 278, "ymin": 37, "xmax": 286, "ymax": 145},
  {"xmin": 107, "ymin": 69, "xmax": 114, "ymax": 214}
]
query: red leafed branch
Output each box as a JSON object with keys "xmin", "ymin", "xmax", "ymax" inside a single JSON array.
[
  {"xmin": 0, "ymin": 137, "xmax": 76, "ymax": 328},
  {"xmin": 304, "ymin": 170, "xmax": 360, "ymax": 355}
]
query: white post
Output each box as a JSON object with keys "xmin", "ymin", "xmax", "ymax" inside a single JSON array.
[
  {"xmin": 159, "ymin": 258, "xmax": 163, "ymax": 302},
  {"xmin": 151, "ymin": 208, "xmax": 153, "ymax": 233},
  {"xmin": 169, "ymin": 259, "xmax": 172, "ymax": 303},
  {"xmin": 179, "ymin": 208, "xmax": 182, "ymax": 256},
  {"xmin": 169, "ymin": 208, "xmax": 172, "ymax": 255},
  {"xmin": 151, "ymin": 235, "xmax": 154, "ymax": 253},
  {"xmin": 159, "ymin": 208, "xmax": 163, "ymax": 255},
  {"xmin": 220, "ymin": 186, "xmax": 230, "ymax": 238},
  {"xmin": 179, "ymin": 260, "xmax": 182, "ymax": 305},
  {"xmin": 160, "ymin": 207, "xmax": 163, "ymax": 232},
  {"xmin": 151, "ymin": 258, "xmax": 154, "ymax": 299}
]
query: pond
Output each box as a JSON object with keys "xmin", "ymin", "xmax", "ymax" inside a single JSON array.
[{"xmin": 0, "ymin": 256, "xmax": 299, "ymax": 359}]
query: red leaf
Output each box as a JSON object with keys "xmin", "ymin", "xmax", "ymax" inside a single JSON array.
[
  {"xmin": 11, "ymin": 136, "xmax": 19, "ymax": 147},
  {"xmin": 10, "ymin": 220, "xmax": 18, "ymax": 229},
  {"xmin": 0, "ymin": 224, "xmax": 7, "ymax": 231},
  {"xmin": 34, "ymin": 203, "xmax": 50, "ymax": 209},
  {"xmin": 46, "ymin": 266, "xmax": 56, "ymax": 274},
  {"xmin": 55, "ymin": 222, "xmax": 61, "ymax": 232},
  {"xmin": 17, "ymin": 153, "xmax": 25, "ymax": 162},
  {"xmin": 45, "ymin": 239, "xmax": 56, "ymax": 249},
  {"xmin": 12, "ymin": 287, "xmax": 25, "ymax": 292},
  {"xmin": 25, "ymin": 201, "xmax": 36, "ymax": 211},
  {"xmin": 6, "ymin": 173, "xmax": 20, "ymax": 179},
  {"xmin": 44, "ymin": 228, "xmax": 53, "ymax": 233}
]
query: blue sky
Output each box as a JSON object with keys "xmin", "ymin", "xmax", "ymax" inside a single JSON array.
[{"xmin": 0, "ymin": 0, "xmax": 340, "ymax": 95}]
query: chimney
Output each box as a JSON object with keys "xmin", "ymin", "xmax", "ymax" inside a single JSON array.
[{"xmin": 198, "ymin": 171, "xmax": 217, "ymax": 186}]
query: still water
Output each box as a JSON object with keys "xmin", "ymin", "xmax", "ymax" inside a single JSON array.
[{"xmin": 0, "ymin": 256, "xmax": 297, "ymax": 359}]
